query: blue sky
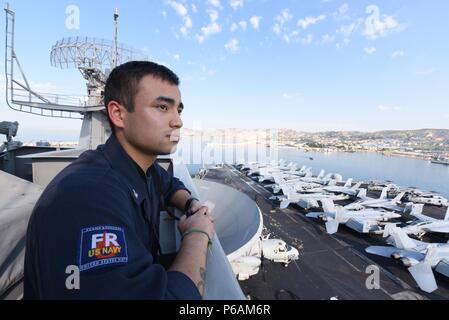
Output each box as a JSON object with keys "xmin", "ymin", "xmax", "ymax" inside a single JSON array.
[{"xmin": 1, "ymin": 0, "xmax": 449, "ymax": 141}]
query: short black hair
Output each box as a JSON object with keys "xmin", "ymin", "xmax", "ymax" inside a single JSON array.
[{"xmin": 104, "ymin": 60, "xmax": 180, "ymax": 132}]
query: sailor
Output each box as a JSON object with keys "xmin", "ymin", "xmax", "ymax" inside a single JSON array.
[{"xmin": 24, "ymin": 61, "xmax": 215, "ymax": 299}]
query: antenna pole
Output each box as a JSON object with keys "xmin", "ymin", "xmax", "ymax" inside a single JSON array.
[{"xmin": 112, "ymin": 8, "xmax": 119, "ymax": 69}]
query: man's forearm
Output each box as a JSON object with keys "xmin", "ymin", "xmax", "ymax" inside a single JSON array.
[
  {"xmin": 168, "ymin": 232, "xmax": 209, "ymax": 296},
  {"xmin": 169, "ymin": 189, "xmax": 191, "ymax": 211},
  {"xmin": 169, "ymin": 189, "xmax": 212, "ymax": 296}
]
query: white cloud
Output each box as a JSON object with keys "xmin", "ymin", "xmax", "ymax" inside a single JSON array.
[
  {"xmin": 364, "ymin": 47, "xmax": 376, "ymax": 54},
  {"xmin": 302, "ymin": 34, "xmax": 313, "ymax": 45},
  {"xmin": 198, "ymin": 23, "xmax": 221, "ymax": 42},
  {"xmin": 201, "ymin": 65, "xmax": 217, "ymax": 76},
  {"xmin": 161, "ymin": 11, "xmax": 167, "ymax": 18},
  {"xmin": 238, "ymin": 20, "xmax": 247, "ymax": 30},
  {"xmin": 281, "ymin": 30, "xmax": 301, "ymax": 44},
  {"xmin": 168, "ymin": 1, "xmax": 188, "ymax": 17},
  {"xmin": 282, "ymin": 92, "xmax": 303, "ymax": 103},
  {"xmin": 297, "ymin": 14, "xmax": 326, "ymax": 29},
  {"xmin": 339, "ymin": 3, "xmax": 349, "ymax": 15},
  {"xmin": 209, "ymin": 10, "xmax": 219, "ymax": 22},
  {"xmin": 180, "ymin": 26, "xmax": 188, "ymax": 35},
  {"xmin": 230, "ymin": 0, "xmax": 244, "ymax": 10},
  {"xmin": 364, "ymin": 5, "xmax": 406, "ymax": 40},
  {"xmin": 333, "ymin": 3, "xmax": 350, "ymax": 21},
  {"xmin": 196, "ymin": 10, "xmax": 222, "ymax": 43},
  {"xmin": 184, "ymin": 16, "xmax": 193, "ymax": 28},
  {"xmin": 272, "ymin": 24, "xmax": 281, "ymax": 35},
  {"xmin": 225, "ymin": 38, "xmax": 239, "ymax": 53},
  {"xmin": 191, "ymin": 4, "xmax": 198, "ymax": 13},
  {"xmin": 336, "ymin": 38, "xmax": 351, "ymax": 49},
  {"xmin": 276, "ymin": 8, "xmax": 293, "ymax": 25},
  {"xmin": 338, "ymin": 19, "xmax": 362, "ymax": 37},
  {"xmin": 392, "ymin": 50, "xmax": 405, "ymax": 59},
  {"xmin": 273, "ymin": 9, "xmax": 293, "ymax": 38},
  {"xmin": 377, "ymin": 105, "xmax": 401, "ymax": 112},
  {"xmin": 208, "ymin": 0, "xmax": 222, "ymax": 9},
  {"xmin": 173, "ymin": 54, "xmax": 180, "ymax": 61},
  {"xmin": 414, "ymin": 68, "xmax": 436, "ymax": 76},
  {"xmin": 321, "ymin": 34, "xmax": 335, "ymax": 44},
  {"xmin": 249, "ymin": 16, "xmax": 261, "ymax": 30},
  {"xmin": 179, "ymin": 16, "xmax": 193, "ymax": 35},
  {"xmin": 230, "ymin": 22, "xmax": 238, "ymax": 32},
  {"xmin": 167, "ymin": 1, "xmax": 193, "ymax": 35}
]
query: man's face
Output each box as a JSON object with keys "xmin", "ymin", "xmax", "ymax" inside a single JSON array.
[{"xmin": 122, "ymin": 75, "xmax": 183, "ymax": 156}]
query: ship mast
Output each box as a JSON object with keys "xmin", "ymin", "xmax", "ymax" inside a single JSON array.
[{"xmin": 112, "ymin": 8, "xmax": 119, "ymax": 69}]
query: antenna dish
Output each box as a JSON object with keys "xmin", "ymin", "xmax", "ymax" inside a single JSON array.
[
  {"xmin": 50, "ymin": 37, "xmax": 146, "ymax": 72},
  {"xmin": 4, "ymin": 6, "xmax": 150, "ymax": 149},
  {"xmin": 4, "ymin": 7, "xmax": 147, "ymax": 119}
]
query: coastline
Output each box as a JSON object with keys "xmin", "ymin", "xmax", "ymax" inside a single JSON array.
[{"xmin": 278, "ymin": 145, "xmax": 434, "ymax": 163}]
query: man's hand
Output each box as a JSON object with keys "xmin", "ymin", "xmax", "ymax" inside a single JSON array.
[
  {"xmin": 171, "ymin": 202, "xmax": 215, "ymax": 297},
  {"xmin": 189, "ymin": 200, "xmax": 210, "ymax": 216},
  {"xmin": 178, "ymin": 202, "xmax": 215, "ymax": 239}
]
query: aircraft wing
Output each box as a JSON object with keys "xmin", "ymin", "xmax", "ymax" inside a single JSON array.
[
  {"xmin": 280, "ymin": 199, "xmax": 291, "ymax": 209},
  {"xmin": 408, "ymin": 262, "xmax": 438, "ymax": 293},
  {"xmin": 305, "ymin": 212, "xmax": 323, "ymax": 219},
  {"xmin": 424, "ymin": 225, "xmax": 449, "ymax": 234},
  {"xmin": 346, "ymin": 217, "xmax": 378, "ymax": 234},
  {"xmin": 298, "ymin": 198, "xmax": 319, "ymax": 209},
  {"xmin": 382, "ymin": 204, "xmax": 404, "ymax": 212},
  {"xmin": 344, "ymin": 202, "xmax": 364, "ymax": 210},
  {"xmin": 365, "ymin": 246, "xmax": 400, "ymax": 258},
  {"xmin": 365, "ymin": 246, "xmax": 425, "ymax": 261},
  {"xmin": 325, "ymin": 219, "xmax": 339, "ymax": 234},
  {"xmin": 435, "ymin": 259, "xmax": 449, "ymax": 278}
]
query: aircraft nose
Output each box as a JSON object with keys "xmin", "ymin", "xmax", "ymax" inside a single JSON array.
[{"xmin": 289, "ymin": 247, "xmax": 299, "ymax": 259}]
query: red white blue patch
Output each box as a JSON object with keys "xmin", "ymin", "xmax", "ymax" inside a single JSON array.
[{"xmin": 78, "ymin": 226, "xmax": 128, "ymax": 272}]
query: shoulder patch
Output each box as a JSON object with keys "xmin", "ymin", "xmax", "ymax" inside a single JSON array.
[{"xmin": 78, "ymin": 226, "xmax": 128, "ymax": 272}]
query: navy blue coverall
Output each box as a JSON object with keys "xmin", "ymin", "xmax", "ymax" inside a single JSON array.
[{"xmin": 24, "ymin": 134, "xmax": 200, "ymax": 299}]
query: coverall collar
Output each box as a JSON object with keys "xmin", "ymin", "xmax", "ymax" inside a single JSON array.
[{"xmin": 100, "ymin": 134, "xmax": 154, "ymax": 204}]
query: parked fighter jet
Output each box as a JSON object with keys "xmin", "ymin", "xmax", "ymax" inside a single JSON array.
[
  {"xmin": 306, "ymin": 199, "xmax": 401, "ymax": 234},
  {"xmin": 323, "ymin": 179, "xmax": 362, "ymax": 197},
  {"xmin": 276, "ymin": 183, "xmax": 348, "ymax": 209},
  {"xmin": 368, "ymin": 181, "xmax": 400, "ymax": 193},
  {"xmin": 403, "ymin": 189, "xmax": 449, "ymax": 207},
  {"xmin": 300, "ymin": 170, "xmax": 334, "ymax": 185},
  {"xmin": 366, "ymin": 224, "xmax": 449, "ymax": 293},
  {"xmin": 270, "ymin": 172, "xmax": 322, "ymax": 194},
  {"xmin": 344, "ymin": 187, "xmax": 405, "ymax": 212},
  {"xmin": 402, "ymin": 204, "xmax": 449, "ymax": 238},
  {"xmin": 257, "ymin": 163, "xmax": 303, "ymax": 183}
]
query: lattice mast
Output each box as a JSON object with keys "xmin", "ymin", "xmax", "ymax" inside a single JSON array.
[{"xmin": 4, "ymin": 4, "xmax": 146, "ymax": 149}]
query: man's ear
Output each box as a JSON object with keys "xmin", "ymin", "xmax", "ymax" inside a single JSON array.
[{"xmin": 107, "ymin": 101, "xmax": 126, "ymax": 130}]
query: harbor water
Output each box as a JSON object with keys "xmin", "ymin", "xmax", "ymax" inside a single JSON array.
[{"xmin": 180, "ymin": 139, "xmax": 449, "ymax": 199}]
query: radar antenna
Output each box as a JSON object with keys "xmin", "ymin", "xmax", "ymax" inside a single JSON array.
[{"xmin": 4, "ymin": 4, "xmax": 147, "ymax": 149}]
